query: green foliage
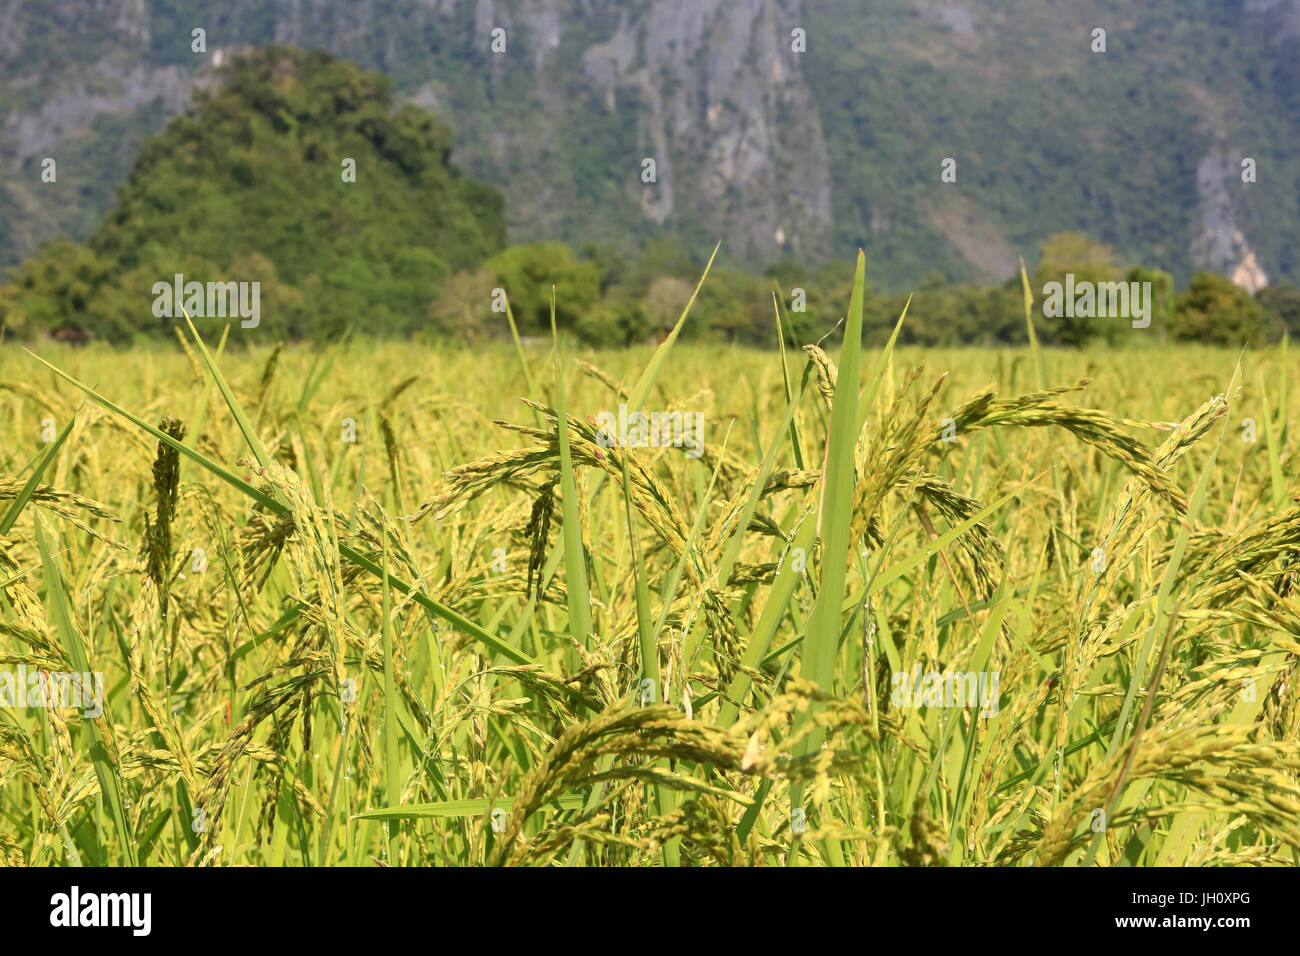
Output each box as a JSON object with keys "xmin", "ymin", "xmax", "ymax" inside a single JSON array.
[
  {"xmin": 1035, "ymin": 233, "xmax": 1119, "ymax": 347},
  {"xmin": 5, "ymin": 4, "xmax": 1300, "ymax": 292},
  {"xmin": 427, "ymin": 268, "xmax": 497, "ymax": 345},
  {"xmin": 1126, "ymin": 264, "xmax": 1176, "ymax": 333},
  {"xmin": 766, "ymin": 260, "xmax": 857, "ymax": 347},
  {"xmin": 1257, "ymin": 282, "xmax": 1300, "ymax": 339},
  {"xmin": 573, "ymin": 300, "xmax": 652, "ymax": 348},
  {"xmin": 1, "ymin": 47, "xmax": 506, "ymax": 342},
  {"xmin": 0, "ymin": 39, "xmax": 1284, "ymax": 354},
  {"xmin": 6, "ymin": 332, "xmax": 1299, "ymax": 867},
  {"xmin": 482, "ymin": 243, "xmax": 600, "ymax": 333},
  {"xmin": 802, "ymin": 0, "xmax": 1300, "ymax": 290},
  {"xmin": 1171, "ymin": 272, "xmax": 1276, "ymax": 346}
]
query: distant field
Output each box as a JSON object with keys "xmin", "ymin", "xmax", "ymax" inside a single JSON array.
[{"xmin": 0, "ymin": 326, "xmax": 1296, "ymax": 866}]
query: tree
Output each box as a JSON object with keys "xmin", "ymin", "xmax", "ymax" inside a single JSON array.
[
  {"xmin": 0, "ymin": 241, "xmax": 110, "ymax": 339},
  {"xmin": 1257, "ymin": 282, "xmax": 1300, "ymax": 339},
  {"xmin": 1, "ymin": 46, "xmax": 505, "ymax": 342},
  {"xmin": 1034, "ymin": 232, "xmax": 1119, "ymax": 347},
  {"xmin": 428, "ymin": 268, "xmax": 496, "ymax": 345},
  {"xmin": 619, "ymin": 239, "xmax": 697, "ymax": 299},
  {"xmin": 483, "ymin": 243, "xmax": 602, "ymax": 333},
  {"xmin": 640, "ymin": 276, "xmax": 696, "ymax": 331},
  {"xmin": 1171, "ymin": 272, "xmax": 1277, "ymax": 346},
  {"xmin": 575, "ymin": 301, "xmax": 652, "ymax": 347},
  {"xmin": 1125, "ymin": 264, "xmax": 1174, "ymax": 341}
]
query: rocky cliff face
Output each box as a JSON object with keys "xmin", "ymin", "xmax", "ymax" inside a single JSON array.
[
  {"xmin": 574, "ymin": 0, "xmax": 830, "ymax": 260},
  {"xmin": 1244, "ymin": 0, "xmax": 1300, "ymax": 40},
  {"xmin": 1, "ymin": 0, "xmax": 831, "ymax": 267},
  {"xmin": 1, "ymin": 0, "xmax": 1297, "ymax": 289}
]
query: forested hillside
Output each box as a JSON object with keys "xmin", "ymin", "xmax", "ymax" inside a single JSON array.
[{"xmin": 3, "ymin": 0, "xmax": 1298, "ymax": 290}]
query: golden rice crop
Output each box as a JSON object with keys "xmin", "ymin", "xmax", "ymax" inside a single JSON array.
[{"xmin": 0, "ymin": 309, "xmax": 1296, "ymax": 866}]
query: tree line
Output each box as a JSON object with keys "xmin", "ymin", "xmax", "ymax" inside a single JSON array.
[{"xmin": 2, "ymin": 47, "xmax": 1295, "ymax": 349}]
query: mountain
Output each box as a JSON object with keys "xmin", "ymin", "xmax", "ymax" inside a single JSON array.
[
  {"xmin": 2, "ymin": 0, "xmax": 1298, "ymax": 291},
  {"xmin": 0, "ymin": 47, "xmax": 506, "ymax": 341}
]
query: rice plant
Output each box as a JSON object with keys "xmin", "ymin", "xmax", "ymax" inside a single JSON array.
[{"xmin": 0, "ymin": 265, "xmax": 1296, "ymax": 867}]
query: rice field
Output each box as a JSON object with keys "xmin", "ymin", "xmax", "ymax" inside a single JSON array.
[{"xmin": 1, "ymin": 266, "xmax": 1297, "ymax": 867}]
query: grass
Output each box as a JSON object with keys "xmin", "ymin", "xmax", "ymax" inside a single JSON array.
[{"xmin": 0, "ymin": 276, "xmax": 1297, "ymax": 866}]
